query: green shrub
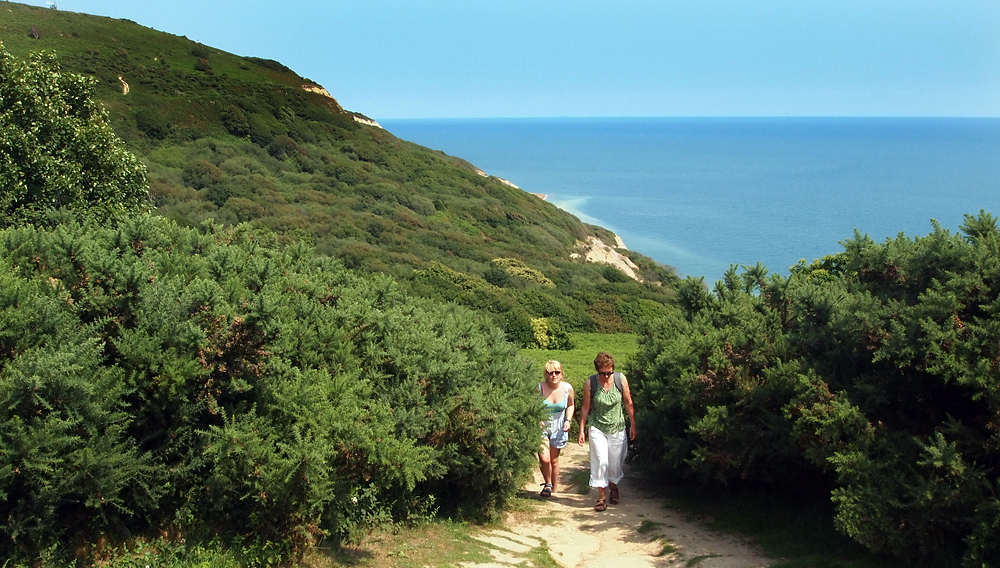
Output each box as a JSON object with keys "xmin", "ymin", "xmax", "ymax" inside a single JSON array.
[
  {"xmin": 245, "ymin": 57, "xmax": 292, "ymax": 73},
  {"xmin": 499, "ymin": 310, "xmax": 535, "ymax": 347},
  {"xmin": 268, "ymin": 135, "xmax": 299, "ymax": 160},
  {"xmin": 183, "ymin": 159, "xmax": 226, "ymax": 189},
  {"xmin": 133, "ymin": 107, "xmax": 170, "ymax": 139},
  {"xmin": 248, "ymin": 115, "xmax": 275, "ymax": 146},
  {"xmin": 631, "ymin": 213, "xmax": 1000, "ymax": 566},
  {"xmin": 602, "ymin": 265, "xmax": 630, "ymax": 283},
  {"xmin": 0, "ymin": 276, "xmax": 158, "ymax": 556},
  {"xmin": 529, "ymin": 317, "xmax": 573, "ymax": 350},
  {"xmin": 0, "ymin": 44, "xmax": 148, "ymax": 225},
  {"xmin": 220, "ymin": 105, "xmax": 250, "ymax": 137},
  {"xmin": 194, "ymin": 57, "xmax": 213, "ymax": 75},
  {"xmin": 492, "ymin": 257, "xmax": 555, "ymax": 288},
  {"xmin": 0, "ymin": 216, "xmax": 542, "ymax": 562}
]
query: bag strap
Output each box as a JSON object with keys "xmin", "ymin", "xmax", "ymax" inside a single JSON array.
[{"xmin": 588, "ymin": 373, "xmax": 624, "ymax": 410}]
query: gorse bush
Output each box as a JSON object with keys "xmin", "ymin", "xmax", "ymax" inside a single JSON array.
[
  {"xmin": 630, "ymin": 213, "xmax": 1000, "ymax": 567},
  {"xmin": 0, "ymin": 38, "xmax": 544, "ymax": 563},
  {"xmin": 0, "ymin": 215, "xmax": 542, "ymax": 563}
]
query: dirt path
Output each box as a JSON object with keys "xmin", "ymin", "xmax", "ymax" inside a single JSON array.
[{"xmin": 464, "ymin": 442, "xmax": 775, "ymax": 568}]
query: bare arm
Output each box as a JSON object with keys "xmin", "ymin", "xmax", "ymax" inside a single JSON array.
[
  {"xmin": 563, "ymin": 384, "xmax": 575, "ymax": 432},
  {"xmin": 621, "ymin": 375, "xmax": 637, "ymax": 440},
  {"xmin": 577, "ymin": 379, "xmax": 590, "ymax": 445}
]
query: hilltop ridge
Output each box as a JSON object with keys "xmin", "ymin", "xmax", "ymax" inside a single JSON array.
[{"xmin": 0, "ymin": 1, "xmax": 681, "ymax": 342}]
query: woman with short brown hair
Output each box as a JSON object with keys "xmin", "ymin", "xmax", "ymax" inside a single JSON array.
[{"xmin": 577, "ymin": 352, "xmax": 635, "ymax": 511}]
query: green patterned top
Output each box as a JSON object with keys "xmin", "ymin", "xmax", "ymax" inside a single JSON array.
[{"xmin": 590, "ymin": 376, "xmax": 626, "ymax": 435}]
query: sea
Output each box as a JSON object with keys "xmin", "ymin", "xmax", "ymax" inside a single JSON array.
[{"xmin": 379, "ymin": 117, "xmax": 1000, "ymax": 284}]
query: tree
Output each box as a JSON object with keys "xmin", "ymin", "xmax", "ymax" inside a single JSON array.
[{"xmin": 0, "ymin": 43, "xmax": 148, "ymax": 225}]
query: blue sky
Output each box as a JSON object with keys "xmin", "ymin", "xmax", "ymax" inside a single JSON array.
[{"xmin": 23, "ymin": 0, "xmax": 1000, "ymax": 119}]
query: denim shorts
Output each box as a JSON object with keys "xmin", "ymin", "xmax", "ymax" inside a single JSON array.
[{"xmin": 542, "ymin": 421, "xmax": 569, "ymax": 449}]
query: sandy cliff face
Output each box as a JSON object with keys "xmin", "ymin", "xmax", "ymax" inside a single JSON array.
[
  {"xmin": 301, "ymin": 84, "xmax": 335, "ymax": 99},
  {"xmin": 300, "ymin": 83, "xmax": 377, "ymax": 122},
  {"xmin": 474, "ymin": 168, "xmax": 520, "ymax": 189},
  {"xmin": 351, "ymin": 114, "xmax": 383, "ymax": 128},
  {"xmin": 572, "ymin": 236, "xmax": 642, "ymax": 281}
]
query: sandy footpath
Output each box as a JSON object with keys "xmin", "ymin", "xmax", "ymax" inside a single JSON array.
[{"xmin": 464, "ymin": 441, "xmax": 774, "ymax": 568}]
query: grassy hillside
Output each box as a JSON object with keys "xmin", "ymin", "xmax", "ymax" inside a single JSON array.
[{"xmin": 0, "ymin": 2, "xmax": 682, "ymax": 342}]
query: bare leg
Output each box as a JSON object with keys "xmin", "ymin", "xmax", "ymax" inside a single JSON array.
[
  {"xmin": 549, "ymin": 446, "xmax": 562, "ymax": 492},
  {"xmin": 538, "ymin": 441, "xmax": 552, "ymax": 486}
]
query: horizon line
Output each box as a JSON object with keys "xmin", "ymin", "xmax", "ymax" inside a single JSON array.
[{"xmin": 377, "ymin": 114, "xmax": 1000, "ymax": 121}]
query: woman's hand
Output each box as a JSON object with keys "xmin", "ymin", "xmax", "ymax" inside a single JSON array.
[
  {"xmin": 562, "ymin": 419, "xmax": 571, "ymax": 432},
  {"xmin": 577, "ymin": 429, "xmax": 586, "ymax": 446}
]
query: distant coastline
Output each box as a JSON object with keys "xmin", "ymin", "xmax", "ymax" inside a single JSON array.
[{"xmin": 381, "ymin": 117, "xmax": 1000, "ymax": 283}]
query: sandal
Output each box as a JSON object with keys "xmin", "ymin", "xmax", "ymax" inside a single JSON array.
[
  {"xmin": 594, "ymin": 498, "xmax": 606, "ymax": 512},
  {"xmin": 609, "ymin": 484, "xmax": 619, "ymax": 505},
  {"xmin": 540, "ymin": 483, "xmax": 553, "ymax": 498}
]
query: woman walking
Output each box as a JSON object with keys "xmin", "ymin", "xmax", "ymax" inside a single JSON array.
[
  {"xmin": 577, "ymin": 352, "xmax": 636, "ymax": 511},
  {"xmin": 538, "ymin": 360, "xmax": 575, "ymax": 497}
]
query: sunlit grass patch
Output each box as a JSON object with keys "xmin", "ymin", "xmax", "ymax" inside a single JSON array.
[
  {"xmin": 520, "ymin": 332, "xmax": 639, "ymax": 389},
  {"xmin": 532, "ymin": 515, "xmax": 560, "ymax": 526},
  {"xmin": 307, "ymin": 522, "xmax": 494, "ymax": 568},
  {"xmin": 524, "ymin": 545, "xmax": 561, "ymax": 568}
]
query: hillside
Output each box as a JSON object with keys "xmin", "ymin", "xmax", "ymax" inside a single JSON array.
[{"xmin": 0, "ymin": 2, "xmax": 682, "ymax": 344}]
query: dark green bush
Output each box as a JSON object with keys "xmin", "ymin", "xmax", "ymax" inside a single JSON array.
[
  {"xmin": 602, "ymin": 265, "xmax": 630, "ymax": 283},
  {"xmin": 249, "ymin": 116, "xmax": 276, "ymax": 146},
  {"xmin": 630, "ymin": 213, "xmax": 1000, "ymax": 567},
  {"xmin": 268, "ymin": 135, "xmax": 299, "ymax": 160},
  {"xmin": 194, "ymin": 57, "xmax": 213, "ymax": 75},
  {"xmin": 183, "ymin": 159, "xmax": 226, "ymax": 189},
  {"xmin": 133, "ymin": 107, "xmax": 170, "ymax": 139},
  {"xmin": 0, "ymin": 271, "xmax": 158, "ymax": 556},
  {"xmin": 245, "ymin": 57, "xmax": 292, "ymax": 73},
  {"xmin": 0, "ymin": 216, "xmax": 542, "ymax": 562},
  {"xmin": 220, "ymin": 105, "xmax": 250, "ymax": 137},
  {"xmin": 498, "ymin": 310, "xmax": 535, "ymax": 347}
]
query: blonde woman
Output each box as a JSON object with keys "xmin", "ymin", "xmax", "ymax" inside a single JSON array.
[{"xmin": 538, "ymin": 360, "xmax": 575, "ymax": 497}]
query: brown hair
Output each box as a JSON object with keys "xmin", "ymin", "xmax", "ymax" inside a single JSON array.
[{"xmin": 593, "ymin": 352, "xmax": 614, "ymax": 371}]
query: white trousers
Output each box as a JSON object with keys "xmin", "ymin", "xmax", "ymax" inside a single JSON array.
[{"xmin": 588, "ymin": 426, "xmax": 627, "ymax": 488}]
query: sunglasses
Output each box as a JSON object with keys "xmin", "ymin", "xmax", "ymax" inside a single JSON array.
[
  {"xmin": 597, "ymin": 371, "xmax": 614, "ymax": 377},
  {"xmin": 546, "ymin": 370, "xmax": 563, "ymax": 375}
]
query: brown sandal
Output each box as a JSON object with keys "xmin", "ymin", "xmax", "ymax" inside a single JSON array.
[
  {"xmin": 609, "ymin": 484, "xmax": 619, "ymax": 505},
  {"xmin": 594, "ymin": 498, "xmax": 607, "ymax": 512}
]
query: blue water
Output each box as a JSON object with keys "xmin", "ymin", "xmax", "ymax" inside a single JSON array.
[{"xmin": 380, "ymin": 117, "xmax": 1000, "ymax": 284}]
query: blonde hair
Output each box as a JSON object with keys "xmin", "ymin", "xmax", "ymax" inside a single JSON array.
[{"xmin": 543, "ymin": 360, "xmax": 562, "ymax": 377}]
